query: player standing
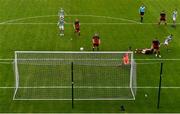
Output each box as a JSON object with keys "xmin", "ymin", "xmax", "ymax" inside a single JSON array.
[
  {"xmin": 151, "ymin": 38, "xmax": 161, "ymax": 58},
  {"xmin": 92, "ymin": 33, "xmax": 101, "ymax": 51},
  {"xmin": 57, "ymin": 8, "xmax": 65, "ymax": 36},
  {"xmin": 74, "ymin": 19, "xmax": 80, "ymax": 36},
  {"xmin": 122, "ymin": 53, "xmax": 130, "ymax": 65},
  {"xmin": 162, "ymin": 34, "xmax": 173, "ymax": 51},
  {"xmin": 59, "ymin": 8, "xmax": 64, "ymax": 18},
  {"xmin": 57, "ymin": 16, "xmax": 65, "ymax": 36},
  {"xmin": 158, "ymin": 10, "xmax": 167, "ymax": 25},
  {"xmin": 139, "ymin": 4, "xmax": 146, "ymax": 23},
  {"xmin": 172, "ymin": 9, "xmax": 178, "ymax": 27},
  {"xmin": 121, "ymin": 47, "xmax": 131, "ymax": 65}
]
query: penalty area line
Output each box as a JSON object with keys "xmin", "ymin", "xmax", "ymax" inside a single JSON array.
[
  {"xmin": 0, "ymin": 22, "xmax": 180, "ymax": 25},
  {"xmin": 0, "ymin": 14, "xmax": 139, "ymax": 24}
]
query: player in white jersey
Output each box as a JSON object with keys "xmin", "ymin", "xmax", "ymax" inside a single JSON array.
[
  {"xmin": 172, "ymin": 9, "xmax": 177, "ymax": 27},
  {"xmin": 57, "ymin": 16, "xmax": 65, "ymax": 36},
  {"xmin": 162, "ymin": 34, "xmax": 173, "ymax": 51},
  {"xmin": 59, "ymin": 8, "xmax": 64, "ymax": 18}
]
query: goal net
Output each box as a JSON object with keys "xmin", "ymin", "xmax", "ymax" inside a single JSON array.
[{"xmin": 13, "ymin": 51, "xmax": 136, "ymax": 100}]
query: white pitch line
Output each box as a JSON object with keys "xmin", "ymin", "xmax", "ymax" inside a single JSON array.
[
  {"xmin": 0, "ymin": 15, "xmax": 57, "ymax": 24},
  {"xmin": 0, "ymin": 14, "xmax": 178, "ymax": 25},
  {"xmin": 68, "ymin": 14, "xmax": 140, "ymax": 24},
  {"xmin": 0, "ymin": 14, "xmax": 139, "ymax": 24},
  {"xmin": 1, "ymin": 58, "xmax": 180, "ymax": 61},
  {"xmin": 135, "ymin": 62, "xmax": 160, "ymax": 65},
  {"xmin": 0, "ymin": 22, "xmax": 180, "ymax": 25},
  {"xmin": 132, "ymin": 58, "xmax": 180, "ymax": 61},
  {"xmin": 1, "ymin": 86, "xmax": 180, "ymax": 89},
  {"xmin": 0, "ymin": 62, "xmax": 13, "ymax": 64}
]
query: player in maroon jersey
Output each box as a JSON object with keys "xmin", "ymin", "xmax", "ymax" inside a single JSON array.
[
  {"xmin": 158, "ymin": 10, "xmax": 167, "ymax": 25},
  {"xmin": 74, "ymin": 19, "xmax": 80, "ymax": 36},
  {"xmin": 92, "ymin": 33, "xmax": 101, "ymax": 51},
  {"xmin": 151, "ymin": 38, "xmax": 161, "ymax": 58}
]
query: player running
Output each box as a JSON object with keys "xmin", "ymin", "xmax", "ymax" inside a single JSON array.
[
  {"xmin": 92, "ymin": 33, "xmax": 101, "ymax": 51},
  {"xmin": 74, "ymin": 19, "xmax": 80, "ymax": 36},
  {"xmin": 139, "ymin": 4, "xmax": 146, "ymax": 23},
  {"xmin": 172, "ymin": 9, "xmax": 178, "ymax": 27},
  {"xmin": 57, "ymin": 16, "xmax": 65, "ymax": 36},
  {"xmin": 162, "ymin": 34, "xmax": 173, "ymax": 51},
  {"xmin": 158, "ymin": 10, "xmax": 167, "ymax": 25},
  {"xmin": 151, "ymin": 38, "xmax": 161, "ymax": 58}
]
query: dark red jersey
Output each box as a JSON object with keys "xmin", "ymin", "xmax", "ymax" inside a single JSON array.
[
  {"xmin": 160, "ymin": 12, "xmax": 166, "ymax": 18},
  {"xmin": 74, "ymin": 21, "xmax": 80, "ymax": 29},
  {"xmin": 92, "ymin": 36, "xmax": 100, "ymax": 45},
  {"xmin": 152, "ymin": 40, "xmax": 160, "ymax": 49}
]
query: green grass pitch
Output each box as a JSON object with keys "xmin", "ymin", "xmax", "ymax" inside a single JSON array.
[{"xmin": 0, "ymin": 0, "xmax": 180, "ymax": 113}]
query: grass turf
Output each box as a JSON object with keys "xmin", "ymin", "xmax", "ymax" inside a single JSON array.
[{"xmin": 0, "ymin": 0, "xmax": 180, "ymax": 113}]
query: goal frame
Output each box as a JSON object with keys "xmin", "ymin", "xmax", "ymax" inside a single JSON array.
[{"xmin": 13, "ymin": 51, "xmax": 136, "ymax": 101}]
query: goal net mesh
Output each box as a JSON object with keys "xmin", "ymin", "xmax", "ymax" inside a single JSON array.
[{"xmin": 13, "ymin": 51, "xmax": 136, "ymax": 100}]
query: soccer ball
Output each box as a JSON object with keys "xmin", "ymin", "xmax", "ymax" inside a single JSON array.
[
  {"xmin": 145, "ymin": 94, "xmax": 148, "ymax": 98},
  {"xmin": 80, "ymin": 47, "xmax": 84, "ymax": 51}
]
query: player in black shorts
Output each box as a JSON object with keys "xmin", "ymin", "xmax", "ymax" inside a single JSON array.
[{"xmin": 139, "ymin": 4, "xmax": 146, "ymax": 23}]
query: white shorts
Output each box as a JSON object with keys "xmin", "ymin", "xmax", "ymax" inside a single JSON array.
[
  {"xmin": 173, "ymin": 17, "xmax": 176, "ymax": 21},
  {"xmin": 60, "ymin": 15, "xmax": 64, "ymax": 19},
  {"xmin": 59, "ymin": 25, "xmax": 64, "ymax": 30},
  {"xmin": 164, "ymin": 41, "xmax": 169, "ymax": 45}
]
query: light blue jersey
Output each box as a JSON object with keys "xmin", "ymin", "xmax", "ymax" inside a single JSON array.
[{"xmin": 139, "ymin": 6, "xmax": 145, "ymax": 13}]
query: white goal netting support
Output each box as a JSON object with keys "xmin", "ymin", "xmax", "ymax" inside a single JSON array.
[{"xmin": 13, "ymin": 51, "xmax": 137, "ymax": 100}]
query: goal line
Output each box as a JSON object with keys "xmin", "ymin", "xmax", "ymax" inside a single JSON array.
[{"xmin": 1, "ymin": 86, "xmax": 180, "ymax": 89}]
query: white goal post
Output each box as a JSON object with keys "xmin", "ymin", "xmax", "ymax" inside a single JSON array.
[{"xmin": 13, "ymin": 51, "xmax": 137, "ymax": 100}]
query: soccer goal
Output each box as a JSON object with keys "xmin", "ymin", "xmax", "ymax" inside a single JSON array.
[{"xmin": 13, "ymin": 51, "xmax": 136, "ymax": 100}]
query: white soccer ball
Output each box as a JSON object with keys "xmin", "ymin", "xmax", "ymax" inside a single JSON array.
[
  {"xmin": 145, "ymin": 94, "xmax": 148, "ymax": 98},
  {"xmin": 80, "ymin": 47, "xmax": 84, "ymax": 51}
]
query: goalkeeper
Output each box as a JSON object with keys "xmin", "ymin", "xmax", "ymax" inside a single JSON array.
[{"xmin": 122, "ymin": 53, "xmax": 130, "ymax": 65}]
